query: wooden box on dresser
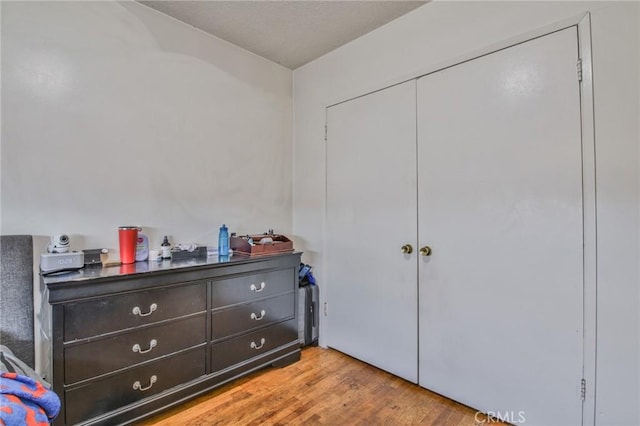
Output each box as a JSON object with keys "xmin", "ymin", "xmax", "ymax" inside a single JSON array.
[{"xmin": 39, "ymin": 252, "xmax": 301, "ymax": 425}]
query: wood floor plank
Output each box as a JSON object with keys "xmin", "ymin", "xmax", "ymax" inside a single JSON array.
[{"xmin": 137, "ymin": 347, "xmax": 502, "ymax": 425}]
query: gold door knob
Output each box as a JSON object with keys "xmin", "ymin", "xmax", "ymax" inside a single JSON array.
[
  {"xmin": 400, "ymin": 244, "xmax": 413, "ymax": 254},
  {"xmin": 419, "ymin": 246, "xmax": 432, "ymax": 256}
]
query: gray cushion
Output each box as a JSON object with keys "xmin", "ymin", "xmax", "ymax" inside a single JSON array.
[{"xmin": 0, "ymin": 235, "xmax": 34, "ymax": 368}]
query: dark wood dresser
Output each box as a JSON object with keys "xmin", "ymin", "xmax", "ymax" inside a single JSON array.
[{"xmin": 40, "ymin": 252, "xmax": 301, "ymax": 425}]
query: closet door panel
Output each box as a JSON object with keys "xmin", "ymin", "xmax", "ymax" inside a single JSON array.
[
  {"xmin": 326, "ymin": 81, "xmax": 417, "ymax": 382},
  {"xmin": 417, "ymin": 27, "xmax": 583, "ymax": 425}
]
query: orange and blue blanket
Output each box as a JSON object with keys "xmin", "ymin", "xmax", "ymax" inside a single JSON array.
[{"xmin": 0, "ymin": 372, "xmax": 60, "ymax": 425}]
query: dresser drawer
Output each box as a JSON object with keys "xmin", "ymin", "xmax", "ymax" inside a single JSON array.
[
  {"xmin": 211, "ymin": 268, "xmax": 293, "ymax": 308},
  {"xmin": 64, "ymin": 314, "xmax": 206, "ymax": 384},
  {"xmin": 64, "ymin": 282, "xmax": 206, "ymax": 341},
  {"xmin": 212, "ymin": 293, "xmax": 294, "ymax": 341},
  {"xmin": 64, "ymin": 347, "xmax": 205, "ymax": 425},
  {"xmin": 211, "ymin": 319, "xmax": 297, "ymax": 372}
]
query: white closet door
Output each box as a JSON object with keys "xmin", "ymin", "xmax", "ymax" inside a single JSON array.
[
  {"xmin": 326, "ymin": 81, "xmax": 417, "ymax": 382},
  {"xmin": 418, "ymin": 28, "xmax": 584, "ymax": 425}
]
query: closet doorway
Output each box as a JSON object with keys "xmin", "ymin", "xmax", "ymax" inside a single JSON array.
[{"xmin": 326, "ymin": 25, "xmax": 587, "ymax": 425}]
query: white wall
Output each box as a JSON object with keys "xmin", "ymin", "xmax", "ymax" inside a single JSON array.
[
  {"xmin": 293, "ymin": 2, "xmax": 639, "ymax": 425},
  {"xmin": 1, "ymin": 1, "xmax": 293, "ymax": 252},
  {"xmin": 1, "ymin": 0, "xmax": 293, "ymax": 375},
  {"xmin": 591, "ymin": 3, "xmax": 640, "ymax": 424}
]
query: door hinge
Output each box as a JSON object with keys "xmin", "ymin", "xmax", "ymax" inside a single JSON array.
[
  {"xmin": 323, "ymin": 301, "xmax": 328, "ymax": 316},
  {"xmin": 580, "ymin": 378, "xmax": 586, "ymax": 401},
  {"xmin": 577, "ymin": 59, "xmax": 583, "ymax": 82},
  {"xmin": 324, "ymin": 124, "xmax": 328, "ymax": 142}
]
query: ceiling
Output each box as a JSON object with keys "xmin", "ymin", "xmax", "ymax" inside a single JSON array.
[{"xmin": 138, "ymin": 1, "xmax": 428, "ymax": 69}]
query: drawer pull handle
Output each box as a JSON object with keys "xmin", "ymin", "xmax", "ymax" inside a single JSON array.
[
  {"xmin": 250, "ymin": 310, "xmax": 266, "ymax": 321},
  {"xmin": 132, "ymin": 339, "xmax": 157, "ymax": 354},
  {"xmin": 250, "ymin": 282, "xmax": 266, "ymax": 292},
  {"xmin": 132, "ymin": 303, "xmax": 157, "ymax": 317},
  {"xmin": 132, "ymin": 375, "xmax": 157, "ymax": 392},
  {"xmin": 250, "ymin": 338, "xmax": 266, "ymax": 350}
]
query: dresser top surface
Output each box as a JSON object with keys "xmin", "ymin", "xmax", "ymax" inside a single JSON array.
[{"xmin": 41, "ymin": 252, "xmax": 301, "ymax": 286}]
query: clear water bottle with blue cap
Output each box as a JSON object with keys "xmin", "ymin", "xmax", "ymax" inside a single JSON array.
[{"xmin": 218, "ymin": 224, "xmax": 229, "ymax": 256}]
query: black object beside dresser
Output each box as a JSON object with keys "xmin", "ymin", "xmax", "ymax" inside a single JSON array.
[{"xmin": 40, "ymin": 252, "xmax": 301, "ymax": 425}]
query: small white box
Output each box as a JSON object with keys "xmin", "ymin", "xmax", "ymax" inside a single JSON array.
[{"xmin": 40, "ymin": 252, "xmax": 84, "ymax": 273}]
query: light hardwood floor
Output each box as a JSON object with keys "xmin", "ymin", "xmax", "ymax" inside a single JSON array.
[{"xmin": 138, "ymin": 346, "xmax": 500, "ymax": 425}]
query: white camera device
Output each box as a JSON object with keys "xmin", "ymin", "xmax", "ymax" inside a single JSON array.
[
  {"xmin": 41, "ymin": 234, "xmax": 84, "ymax": 274},
  {"xmin": 47, "ymin": 234, "xmax": 70, "ymax": 253}
]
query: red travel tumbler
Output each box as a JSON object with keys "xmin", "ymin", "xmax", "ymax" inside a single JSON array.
[{"xmin": 118, "ymin": 226, "xmax": 140, "ymax": 264}]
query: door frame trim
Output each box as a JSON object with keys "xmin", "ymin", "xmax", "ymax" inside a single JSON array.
[{"xmin": 578, "ymin": 13, "xmax": 597, "ymax": 426}]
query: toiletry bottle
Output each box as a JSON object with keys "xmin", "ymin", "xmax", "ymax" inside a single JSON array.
[
  {"xmin": 218, "ymin": 225, "xmax": 229, "ymax": 256},
  {"xmin": 135, "ymin": 233, "xmax": 149, "ymax": 262},
  {"xmin": 161, "ymin": 235, "xmax": 171, "ymax": 260}
]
